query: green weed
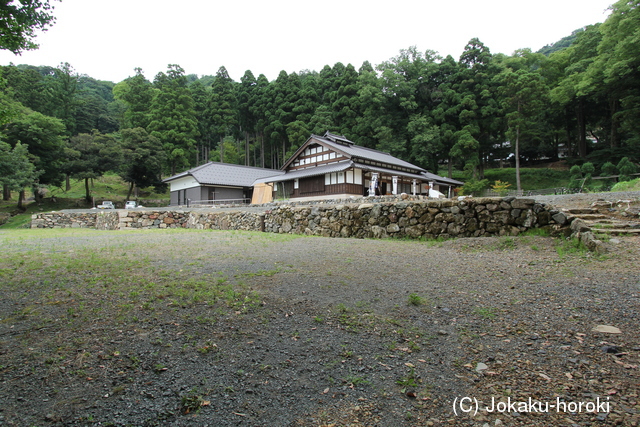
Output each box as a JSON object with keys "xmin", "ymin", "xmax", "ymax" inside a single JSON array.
[
  {"xmin": 473, "ymin": 307, "xmax": 497, "ymax": 319},
  {"xmin": 555, "ymin": 237, "xmax": 589, "ymax": 258},
  {"xmin": 407, "ymin": 293, "xmax": 426, "ymax": 306},
  {"xmin": 396, "ymin": 368, "xmax": 419, "ymax": 388}
]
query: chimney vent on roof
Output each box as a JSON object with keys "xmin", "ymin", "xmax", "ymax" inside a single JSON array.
[{"xmin": 324, "ymin": 131, "xmax": 354, "ymax": 146}]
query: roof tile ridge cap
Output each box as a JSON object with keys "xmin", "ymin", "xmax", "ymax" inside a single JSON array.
[{"xmin": 189, "ymin": 162, "xmax": 214, "ymax": 172}]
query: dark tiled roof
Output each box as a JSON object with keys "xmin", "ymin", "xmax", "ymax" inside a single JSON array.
[
  {"xmin": 311, "ymin": 134, "xmax": 426, "ymax": 172},
  {"xmin": 253, "ymin": 161, "xmax": 354, "ymax": 184},
  {"xmin": 355, "ymin": 163, "xmax": 428, "ymax": 181},
  {"xmin": 421, "ymin": 172, "xmax": 464, "ymax": 186},
  {"xmin": 164, "ymin": 162, "xmax": 283, "ymax": 187}
]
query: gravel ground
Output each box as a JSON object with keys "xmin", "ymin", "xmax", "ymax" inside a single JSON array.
[
  {"xmin": 532, "ymin": 190, "xmax": 640, "ymax": 211},
  {"xmin": 1, "ymin": 192, "xmax": 639, "ymax": 426}
]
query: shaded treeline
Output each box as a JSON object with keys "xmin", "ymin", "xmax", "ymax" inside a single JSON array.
[{"xmin": 1, "ymin": 0, "xmax": 638, "ymax": 202}]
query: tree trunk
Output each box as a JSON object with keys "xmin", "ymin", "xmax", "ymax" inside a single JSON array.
[
  {"xmin": 515, "ymin": 124, "xmax": 522, "ymax": 193},
  {"xmin": 85, "ymin": 177, "xmax": 91, "ymax": 202},
  {"xmin": 3, "ymin": 184, "xmax": 11, "ymax": 201},
  {"xmin": 260, "ymin": 132, "xmax": 265, "ymax": 168},
  {"xmin": 564, "ymin": 107, "xmax": 573, "ymax": 157},
  {"xmin": 32, "ymin": 185, "xmax": 43, "ymax": 204},
  {"xmin": 609, "ymin": 95, "xmax": 619, "ymax": 149},
  {"xmin": 18, "ymin": 190, "xmax": 25, "ymax": 210},
  {"xmin": 245, "ymin": 131, "xmax": 249, "ymax": 166},
  {"xmin": 576, "ymin": 98, "xmax": 587, "ymax": 158},
  {"xmin": 66, "ymin": 174, "xmax": 71, "ymax": 191},
  {"xmin": 126, "ymin": 182, "xmax": 134, "ymax": 200}
]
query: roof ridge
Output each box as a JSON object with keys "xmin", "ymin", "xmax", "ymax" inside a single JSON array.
[{"xmin": 199, "ymin": 161, "xmax": 282, "ymax": 172}]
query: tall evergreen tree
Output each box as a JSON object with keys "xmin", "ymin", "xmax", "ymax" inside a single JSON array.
[
  {"xmin": 451, "ymin": 39, "xmax": 502, "ymax": 177},
  {"xmin": 207, "ymin": 66, "xmax": 237, "ymax": 163},
  {"xmin": 148, "ymin": 64, "xmax": 199, "ymax": 174},
  {"xmin": 112, "ymin": 68, "xmax": 155, "ymax": 129},
  {"xmin": 237, "ymin": 70, "xmax": 258, "ymax": 165}
]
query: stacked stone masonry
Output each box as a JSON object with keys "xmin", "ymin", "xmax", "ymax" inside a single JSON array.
[
  {"xmin": 31, "ymin": 197, "xmax": 572, "ymax": 240},
  {"xmin": 265, "ymin": 197, "xmax": 566, "ymax": 239}
]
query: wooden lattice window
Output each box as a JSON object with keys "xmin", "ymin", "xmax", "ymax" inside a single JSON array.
[{"xmin": 299, "ymin": 176, "xmax": 325, "ymax": 193}]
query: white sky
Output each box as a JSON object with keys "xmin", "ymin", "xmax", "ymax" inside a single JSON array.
[{"xmin": 0, "ymin": 0, "xmax": 614, "ymax": 83}]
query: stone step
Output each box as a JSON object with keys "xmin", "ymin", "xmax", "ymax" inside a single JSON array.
[
  {"xmin": 572, "ymin": 213, "xmax": 609, "ymax": 220},
  {"xmin": 566, "ymin": 208, "xmax": 598, "ymax": 215},
  {"xmin": 592, "ymin": 228, "xmax": 640, "ymax": 236}
]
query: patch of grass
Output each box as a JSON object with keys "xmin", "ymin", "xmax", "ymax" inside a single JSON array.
[
  {"xmin": 555, "ymin": 237, "xmax": 590, "ymax": 258},
  {"xmin": 521, "ymin": 227, "xmax": 551, "ymax": 237},
  {"xmin": 396, "ymin": 368, "xmax": 419, "ymax": 389},
  {"xmin": 496, "ymin": 237, "xmax": 516, "ymax": 250},
  {"xmin": 180, "ymin": 388, "xmax": 208, "ymax": 414},
  {"xmin": 611, "ymin": 178, "xmax": 640, "ymax": 192},
  {"xmin": 423, "ymin": 235, "xmax": 451, "ymax": 247},
  {"xmin": 407, "ymin": 293, "xmax": 426, "ymax": 306},
  {"xmin": 343, "ymin": 372, "xmax": 370, "ymax": 386},
  {"xmin": 473, "ymin": 307, "xmax": 497, "ymax": 319}
]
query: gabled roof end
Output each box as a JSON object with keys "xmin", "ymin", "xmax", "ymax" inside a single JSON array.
[{"xmin": 322, "ymin": 131, "xmax": 354, "ymax": 146}]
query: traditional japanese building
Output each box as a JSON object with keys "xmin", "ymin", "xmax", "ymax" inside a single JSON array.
[
  {"xmin": 255, "ymin": 132, "xmax": 462, "ymax": 201},
  {"xmin": 164, "ymin": 132, "xmax": 462, "ymax": 205}
]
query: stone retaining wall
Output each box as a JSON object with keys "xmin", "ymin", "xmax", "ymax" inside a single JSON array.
[
  {"xmin": 31, "ymin": 211, "xmax": 99, "ymax": 229},
  {"xmin": 31, "ymin": 209, "xmax": 265, "ymax": 232},
  {"xmin": 31, "ymin": 197, "xmax": 571, "ymax": 240},
  {"xmin": 264, "ymin": 197, "xmax": 568, "ymax": 239}
]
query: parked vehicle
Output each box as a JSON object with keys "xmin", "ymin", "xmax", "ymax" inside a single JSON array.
[
  {"xmin": 97, "ymin": 201, "xmax": 115, "ymax": 209},
  {"xmin": 125, "ymin": 201, "xmax": 144, "ymax": 209}
]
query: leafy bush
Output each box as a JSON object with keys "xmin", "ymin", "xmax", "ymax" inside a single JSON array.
[
  {"xmin": 460, "ymin": 179, "xmax": 489, "ymax": 196},
  {"xmin": 491, "ymin": 180, "xmax": 511, "ymax": 196},
  {"xmin": 581, "ymin": 162, "xmax": 595, "ymax": 188},
  {"xmin": 600, "ymin": 161, "xmax": 617, "ymax": 177},
  {"xmin": 617, "ymin": 157, "xmax": 638, "ymax": 182},
  {"xmin": 568, "ymin": 165, "xmax": 583, "ymax": 189}
]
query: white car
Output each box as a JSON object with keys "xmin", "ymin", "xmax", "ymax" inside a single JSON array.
[
  {"xmin": 97, "ymin": 201, "xmax": 115, "ymax": 209},
  {"xmin": 125, "ymin": 201, "xmax": 138, "ymax": 209}
]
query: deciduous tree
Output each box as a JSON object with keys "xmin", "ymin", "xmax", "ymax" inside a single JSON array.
[
  {"xmin": 65, "ymin": 131, "xmax": 121, "ymax": 202},
  {"xmin": 119, "ymin": 128, "xmax": 166, "ymax": 199},
  {"xmin": 0, "ymin": 0, "xmax": 58, "ymax": 54}
]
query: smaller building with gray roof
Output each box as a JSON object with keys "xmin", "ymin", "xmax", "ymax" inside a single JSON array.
[{"xmin": 163, "ymin": 162, "xmax": 283, "ymax": 206}]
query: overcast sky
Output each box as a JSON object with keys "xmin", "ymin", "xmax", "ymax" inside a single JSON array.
[{"xmin": 0, "ymin": 0, "xmax": 614, "ymax": 83}]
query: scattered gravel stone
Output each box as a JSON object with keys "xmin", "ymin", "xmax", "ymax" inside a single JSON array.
[{"xmin": 1, "ymin": 192, "xmax": 639, "ymax": 426}]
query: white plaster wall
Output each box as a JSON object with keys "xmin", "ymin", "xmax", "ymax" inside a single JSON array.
[{"xmin": 170, "ymin": 176, "xmax": 199, "ymax": 192}]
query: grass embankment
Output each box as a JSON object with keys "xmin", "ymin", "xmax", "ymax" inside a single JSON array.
[
  {"xmin": 451, "ymin": 167, "xmax": 571, "ymax": 191},
  {"xmin": 612, "ymin": 177, "xmax": 640, "ymax": 192}
]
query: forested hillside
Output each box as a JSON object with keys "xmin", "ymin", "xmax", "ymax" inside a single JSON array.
[{"xmin": 1, "ymin": 0, "xmax": 639, "ymax": 204}]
